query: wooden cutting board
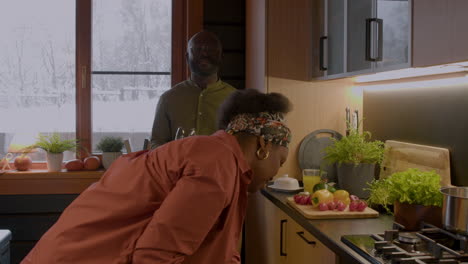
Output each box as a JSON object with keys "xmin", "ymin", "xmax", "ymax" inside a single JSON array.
[
  {"xmin": 286, "ymin": 197, "xmax": 379, "ymax": 219},
  {"xmin": 380, "ymin": 140, "xmax": 452, "ymax": 187}
]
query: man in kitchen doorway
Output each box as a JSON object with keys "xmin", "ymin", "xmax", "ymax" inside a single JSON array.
[
  {"xmin": 21, "ymin": 89, "xmax": 292, "ymax": 264},
  {"xmin": 150, "ymin": 30, "xmax": 236, "ymax": 148}
]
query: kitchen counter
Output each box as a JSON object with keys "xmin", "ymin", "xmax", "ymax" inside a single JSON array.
[{"xmin": 261, "ymin": 187, "xmax": 394, "ymax": 264}]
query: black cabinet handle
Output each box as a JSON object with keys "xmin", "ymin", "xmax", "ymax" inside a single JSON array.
[
  {"xmin": 296, "ymin": 231, "xmax": 317, "ymax": 246},
  {"xmin": 365, "ymin": 18, "xmax": 375, "ymax": 61},
  {"xmin": 366, "ymin": 18, "xmax": 383, "ymax": 62},
  {"xmin": 375, "ymin": 18, "xmax": 383, "ymax": 62},
  {"xmin": 319, "ymin": 36, "xmax": 328, "ymax": 71},
  {"xmin": 280, "ymin": 219, "xmax": 287, "ymax": 256}
]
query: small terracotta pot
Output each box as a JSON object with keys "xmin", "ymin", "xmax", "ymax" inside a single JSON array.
[{"xmin": 394, "ymin": 201, "xmax": 442, "ymax": 231}]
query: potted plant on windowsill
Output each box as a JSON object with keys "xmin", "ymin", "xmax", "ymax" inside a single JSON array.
[
  {"xmin": 96, "ymin": 136, "xmax": 124, "ymax": 170},
  {"xmin": 323, "ymin": 127, "xmax": 384, "ymax": 198},
  {"xmin": 367, "ymin": 168, "xmax": 443, "ymax": 230},
  {"xmin": 34, "ymin": 133, "xmax": 79, "ymax": 172}
]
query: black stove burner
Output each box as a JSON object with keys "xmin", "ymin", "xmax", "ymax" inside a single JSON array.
[
  {"xmin": 341, "ymin": 222, "xmax": 468, "ymax": 264},
  {"xmin": 398, "ymin": 233, "xmax": 422, "ymax": 244}
]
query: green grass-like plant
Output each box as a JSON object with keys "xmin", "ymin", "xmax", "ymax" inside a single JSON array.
[
  {"xmin": 323, "ymin": 128, "xmax": 385, "ymax": 165},
  {"xmin": 96, "ymin": 136, "xmax": 124, "ymax": 152},
  {"xmin": 34, "ymin": 133, "xmax": 78, "ymax": 154},
  {"xmin": 367, "ymin": 168, "xmax": 443, "ymax": 213}
]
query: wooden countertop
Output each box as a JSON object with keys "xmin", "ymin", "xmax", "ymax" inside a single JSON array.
[{"xmin": 0, "ymin": 170, "xmax": 104, "ymax": 195}]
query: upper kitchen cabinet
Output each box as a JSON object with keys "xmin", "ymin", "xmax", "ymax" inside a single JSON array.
[
  {"xmin": 324, "ymin": 0, "xmax": 468, "ymax": 78},
  {"xmin": 323, "ymin": 0, "xmax": 345, "ymax": 76},
  {"xmin": 412, "ymin": 0, "xmax": 468, "ymax": 67},
  {"xmin": 259, "ymin": 0, "xmax": 468, "ymax": 82},
  {"xmin": 324, "ymin": 0, "xmax": 411, "ymax": 79},
  {"xmin": 266, "ymin": 0, "xmax": 324, "ymax": 81}
]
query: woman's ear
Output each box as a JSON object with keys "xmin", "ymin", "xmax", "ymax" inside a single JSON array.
[
  {"xmin": 256, "ymin": 136, "xmax": 272, "ymax": 160},
  {"xmin": 258, "ymin": 136, "xmax": 273, "ymax": 150}
]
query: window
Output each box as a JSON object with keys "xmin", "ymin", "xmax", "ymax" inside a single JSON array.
[
  {"xmin": 0, "ymin": 0, "xmax": 200, "ymax": 163},
  {"xmin": 0, "ymin": 0, "xmax": 76, "ymax": 161},
  {"xmin": 91, "ymin": 0, "xmax": 171, "ymax": 153}
]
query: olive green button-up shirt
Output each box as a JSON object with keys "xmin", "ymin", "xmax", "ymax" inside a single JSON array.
[{"xmin": 151, "ymin": 79, "xmax": 236, "ymax": 148}]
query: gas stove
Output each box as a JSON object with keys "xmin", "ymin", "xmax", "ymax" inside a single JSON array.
[{"xmin": 342, "ymin": 222, "xmax": 468, "ymax": 263}]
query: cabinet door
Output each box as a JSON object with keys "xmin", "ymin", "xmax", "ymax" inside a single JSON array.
[
  {"xmin": 413, "ymin": 0, "xmax": 468, "ymax": 67},
  {"xmin": 325, "ymin": 0, "xmax": 346, "ymax": 76},
  {"xmin": 267, "ymin": 0, "xmax": 324, "ymax": 80},
  {"xmin": 346, "ymin": 0, "xmax": 374, "ymax": 73},
  {"xmin": 450, "ymin": 0, "xmax": 468, "ymax": 63},
  {"xmin": 245, "ymin": 193, "xmax": 288, "ymax": 264},
  {"xmin": 374, "ymin": 0, "xmax": 411, "ymax": 71},
  {"xmin": 286, "ymin": 219, "xmax": 336, "ymax": 264}
]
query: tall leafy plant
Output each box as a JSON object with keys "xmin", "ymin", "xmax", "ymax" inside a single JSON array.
[{"xmin": 324, "ymin": 128, "xmax": 385, "ymax": 165}]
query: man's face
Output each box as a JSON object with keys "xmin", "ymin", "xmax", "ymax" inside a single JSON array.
[{"xmin": 187, "ymin": 37, "xmax": 222, "ymax": 76}]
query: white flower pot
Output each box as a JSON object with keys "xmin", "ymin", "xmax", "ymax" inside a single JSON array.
[
  {"xmin": 46, "ymin": 152, "xmax": 64, "ymax": 172},
  {"xmin": 102, "ymin": 152, "xmax": 122, "ymax": 170}
]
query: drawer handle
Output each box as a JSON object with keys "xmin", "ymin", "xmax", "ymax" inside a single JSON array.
[
  {"xmin": 280, "ymin": 219, "xmax": 287, "ymax": 256},
  {"xmin": 296, "ymin": 231, "xmax": 316, "ymax": 246}
]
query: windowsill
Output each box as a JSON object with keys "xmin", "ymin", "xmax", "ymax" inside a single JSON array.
[
  {"xmin": 0, "ymin": 169, "xmax": 104, "ymax": 178},
  {"xmin": 0, "ymin": 169, "xmax": 105, "ymax": 195}
]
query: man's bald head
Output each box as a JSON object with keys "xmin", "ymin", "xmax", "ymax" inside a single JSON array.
[{"xmin": 187, "ymin": 31, "xmax": 222, "ymax": 52}]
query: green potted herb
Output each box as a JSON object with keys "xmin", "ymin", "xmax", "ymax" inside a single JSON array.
[
  {"xmin": 96, "ymin": 136, "xmax": 124, "ymax": 169},
  {"xmin": 323, "ymin": 128, "xmax": 384, "ymax": 198},
  {"xmin": 34, "ymin": 133, "xmax": 79, "ymax": 172},
  {"xmin": 367, "ymin": 168, "xmax": 443, "ymax": 230}
]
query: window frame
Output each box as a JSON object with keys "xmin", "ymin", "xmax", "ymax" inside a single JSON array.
[{"xmin": 75, "ymin": 0, "xmax": 203, "ymax": 158}]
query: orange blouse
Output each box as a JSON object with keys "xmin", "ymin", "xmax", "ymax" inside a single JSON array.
[{"xmin": 22, "ymin": 131, "xmax": 252, "ymax": 264}]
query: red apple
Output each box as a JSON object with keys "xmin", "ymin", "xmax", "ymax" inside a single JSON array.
[
  {"xmin": 14, "ymin": 155, "xmax": 32, "ymax": 171},
  {"xmin": 65, "ymin": 159, "xmax": 84, "ymax": 171},
  {"xmin": 84, "ymin": 156, "xmax": 101, "ymax": 170}
]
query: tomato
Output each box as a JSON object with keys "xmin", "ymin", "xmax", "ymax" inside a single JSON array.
[
  {"xmin": 349, "ymin": 201, "xmax": 359, "ymax": 211},
  {"xmin": 294, "ymin": 195, "xmax": 302, "ymax": 204},
  {"xmin": 294, "ymin": 193, "xmax": 311, "ymax": 205},
  {"xmin": 318, "ymin": 203, "xmax": 329, "ymax": 211},
  {"xmin": 311, "ymin": 189, "xmax": 334, "ymax": 208},
  {"xmin": 300, "ymin": 196, "xmax": 311, "ymax": 205},
  {"xmin": 336, "ymin": 201, "xmax": 347, "ymax": 211},
  {"xmin": 327, "ymin": 201, "xmax": 337, "ymax": 210},
  {"xmin": 356, "ymin": 200, "xmax": 367, "ymax": 212},
  {"xmin": 333, "ymin": 190, "xmax": 351, "ymax": 205}
]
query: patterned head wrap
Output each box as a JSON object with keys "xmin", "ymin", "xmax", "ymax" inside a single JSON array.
[{"xmin": 225, "ymin": 112, "xmax": 291, "ymax": 148}]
